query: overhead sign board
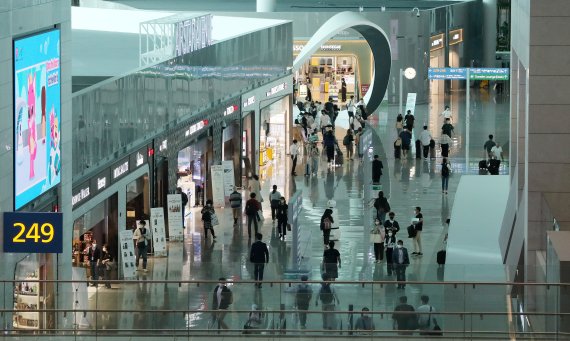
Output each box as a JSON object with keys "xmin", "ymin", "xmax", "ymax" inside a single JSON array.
[
  {"xmin": 428, "ymin": 68, "xmax": 468, "ymax": 80},
  {"xmin": 469, "ymin": 68, "xmax": 510, "ymax": 80},
  {"xmin": 449, "ymin": 29, "xmax": 463, "ymax": 45},
  {"xmin": 3, "ymin": 212, "xmax": 63, "ymax": 253},
  {"xmin": 430, "ymin": 33, "xmax": 444, "ymax": 51},
  {"xmin": 174, "ymin": 14, "xmax": 213, "ymax": 57},
  {"xmin": 185, "ymin": 119, "xmax": 209, "ymax": 137}
]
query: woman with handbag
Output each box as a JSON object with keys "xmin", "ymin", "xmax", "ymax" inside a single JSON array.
[
  {"xmin": 201, "ymin": 199, "xmax": 217, "ymax": 239},
  {"xmin": 370, "ymin": 218, "xmax": 385, "ymax": 263},
  {"xmin": 276, "ymin": 197, "xmax": 288, "ymax": 240}
]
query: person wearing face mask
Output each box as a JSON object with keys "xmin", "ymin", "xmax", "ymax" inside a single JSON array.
[
  {"xmin": 392, "ymin": 240, "xmax": 410, "ymax": 289},
  {"xmin": 86, "ymin": 239, "xmax": 101, "ymax": 286},
  {"xmin": 370, "ymin": 219, "xmax": 385, "ymax": 263},
  {"xmin": 383, "ymin": 212, "xmax": 400, "ymax": 236},
  {"xmin": 100, "ymin": 244, "xmax": 113, "ymax": 288},
  {"xmin": 385, "ymin": 230, "xmax": 397, "ymax": 276},
  {"xmin": 133, "ymin": 220, "xmax": 151, "ymax": 271},
  {"xmin": 276, "ymin": 197, "xmax": 288, "ymax": 240}
]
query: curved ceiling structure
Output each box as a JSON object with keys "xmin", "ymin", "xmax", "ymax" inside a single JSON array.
[{"xmin": 293, "ymin": 11, "xmax": 392, "ymax": 114}]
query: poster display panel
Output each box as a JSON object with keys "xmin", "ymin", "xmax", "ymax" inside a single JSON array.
[
  {"xmin": 167, "ymin": 194, "xmax": 184, "ymax": 240},
  {"xmin": 151, "ymin": 207, "xmax": 167, "ymax": 255},
  {"xmin": 221, "ymin": 160, "xmax": 235, "ymax": 196},
  {"xmin": 119, "ymin": 229, "xmax": 136, "ymax": 279},
  {"xmin": 14, "ymin": 29, "xmax": 62, "ymax": 210},
  {"xmin": 211, "ymin": 165, "xmax": 225, "ymax": 207}
]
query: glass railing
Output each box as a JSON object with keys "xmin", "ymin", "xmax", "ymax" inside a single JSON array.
[{"xmin": 2, "ymin": 278, "xmax": 569, "ymax": 338}]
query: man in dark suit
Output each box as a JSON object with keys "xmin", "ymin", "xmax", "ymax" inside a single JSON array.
[
  {"xmin": 392, "ymin": 240, "xmax": 410, "ymax": 289},
  {"xmin": 212, "ymin": 277, "xmax": 233, "ymax": 329},
  {"xmin": 250, "ymin": 233, "xmax": 269, "ymax": 288},
  {"xmin": 87, "ymin": 239, "xmax": 102, "ymax": 286},
  {"xmin": 371, "ymin": 154, "xmax": 384, "ymax": 184}
]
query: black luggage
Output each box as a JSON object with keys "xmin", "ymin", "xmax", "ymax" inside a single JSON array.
[
  {"xmin": 407, "ymin": 225, "xmax": 417, "ymax": 238},
  {"xmin": 479, "ymin": 160, "xmax": 488, "ymax": 169},
  {"xmin": 437, "ymin": 250, "xmax": 446, "ymax": 265},
  {"xmin": 488, "ymin": 159, "xmax": 501, "ymax": 175},
  {"xmin": 415, "ymin": 140, "xmax": 422, "ymax": 159},
  {"xmin": 429, "ymin": 139, "xmax": 436, "ymax": 158},
  {"xmin": 335, "ymin": 147, "xmax": 344, "ymax": 165}
]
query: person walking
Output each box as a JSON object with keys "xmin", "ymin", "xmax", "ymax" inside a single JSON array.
[
  {"xmin": 484, "ymin": 134, "xmax": 496, "ymax": 159},
  {"xmin": 250, "ymin": 233, "xmax": 269, "ymax": 288},
  {"xmin": 417, "ymin": 295, "xmax": 438, "ymax": 336},
  {"xmin": 441, "ymin": 118, "xmax": 454, "ymax": 137},
  {"xmin": 310, "ymin": 145, "xmax": 320, "ymax": 176},
  {"xmin": 201, "ymin": 200, "xmax": 217, "ymax": 239},
  {"xmin": 320, "ymin": 209, "xmax": 334, "ymax": 246},
  {"xmin": 491, "ymin": 142, "xmax": 504, "ymax": 161},
  {"xmin": 276, "ymin": 197, "xmax": 288, "ymax": 240},
  {"xmin": 419, "ymin": 126, "xmax": 432, "ymax": 159},
  {"xmin": 440, "ymin": 105, "xmax": 452, "ymax": 123},
  {"xmin": 248, "ymin": 174, "xmax": 262, "ymax": 203},
  {"xmin": 440, "ymin": 133, "xmax": 452, "ymax": 158},
  {"xmin": 392, "ymin": 240, "xmax": 410, "ymax": 289},
  {"xmin": 370, "ymin": 218, "xmax": 385, "ymax": 263},
  {"xmin": 322, "ymin": 241, "xmax": 341, "ymax": 280},
  {"xmin": 385, "ymin": 230, "xmax": 397, "ymax": 276},
  {"xmin": 323, "ymin": 129, "xmax": 336, "ymax": 169},
  {"xmin": 268, "ymin": 185, "xmax": 282, "ymax": 223},
  {"xmin": 245, "ymin": 193, "xmax": 262, "ymax": 239},
  {"xmin": 372, "ymin": 154, "xmax": 384, "ymax": 184},
  {"xmin": 87, "ymin": 239, "xmax": 102, "ymax": 286},
  {"xmin": 395, "ymin": 114, "xmax": 404, "ymax": 136},
  {"xmin": 411, "ymin": 207, "xmax": 424, "ymax": 256},
  {"xmin": 354, "ymin": 307, "xmax": 376, "ymax": 334},
  {"xmin": 392, "ymin": 296, "xmax": 416, "ymax": 335},
  {"xmin": 315, "ymin": 274, "xmax": 340, "ymax": 330},
  {"xmin": 295, "ymin": 275, "xmax": 313, "ymax": 329},
  {"xmin": 228, "ymin": 187, "xmax": 242, "ymax": 227},
  {"xmin": 290, "ymin": 139, "xmax": 300, "ymax": 176},
  {"xmin": 133, "ymin": 220, "xmax": 151, "ymax": 271},
  {"xmin": 342, "ymin": 129, "xmax": 354, "ymax": 160},
  {"xmin": 373, "ymin": 191, "xmax": 390, "ymax": 224},
  {"xmin": 347, "ymin": 95, "xmax": 356, "ymax": 125},
  {"xmin": 441, "ymin": 158, "xmax": 451, "ymax": 194},
  {"xmin": 211, "ymin": 277, "xmax": 233, "ymax": 330},
  {"xmin": 399, "ymin": 128, "xmax": 412, "ymax": 158},
  {"xmin": 404, "ymin": 110, "xmax": 415, "ymax": 131}
]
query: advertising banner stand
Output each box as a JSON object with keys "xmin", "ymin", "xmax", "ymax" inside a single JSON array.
[
  {"xmin": 210, "ymin": 165, "xmax": 225, "ymax": 207},
  {"xmin": 284, "ymin": 190, "xmax": 311, "ymax": 284},
  {"xmin": 151, "ymin": 207, "xmax": 167, "ymax": 256},
  {"xmin": 119, "ymin": 230, "xmax": 137, "ymax": 279},
  {"xmin": 166, "ymin": 194, "xmax": 184, "ymax": 241}
]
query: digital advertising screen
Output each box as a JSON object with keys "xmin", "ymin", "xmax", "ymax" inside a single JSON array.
[{"xmin": 14, "ymin": 29, "xmax": 61, "ymax": 210}]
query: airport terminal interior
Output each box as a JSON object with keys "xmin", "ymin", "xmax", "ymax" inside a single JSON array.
[{"xmin": 1, "ymin": 0, "xmax": 570, "ymax": 339}]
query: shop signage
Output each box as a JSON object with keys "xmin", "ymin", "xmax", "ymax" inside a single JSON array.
[
  {"xmin": 469, "ymin": 68, "xmax": 510, "ymax": 81},
  {"xmin": 111, "ymin": 158, "xmax": 130, "ymax": 182},
  {"xmin": 293, "ymin": 44, "xmax": 342, "ymax": 52},
  {"xmin": 360, "ymin": 84, "xmax": 370, "ymax": 97},
  {"xmin": 430, "ymin": 33, "xmax": 444, "ymax": 51},
  {"xmin": 449, "ymin": 29, "xmax": 463, "ymax": 45},
  {"xmin": 223, "ymin": 105, "xmax": 238, "ymax": 116},
  {"xmin": 428, "ymin": 68, "xmax": 468, "ymax": 80},
  {"xmin": 174, "ymin": 14, "xmax": 213, "ymax": 57},
  {"xmin": 159, "ymin": 139, "xmax": 168, "ymax": 152},
  {"xmin": 3, "ymin": 212, "xmax": 63, "ymax": 253},
  {"xmin": 243, "ymin": 96, "xmax": 256, "ymax": 108},
  {"xmin": 266, "ymin": 82, "xmax": 288, "ymax": 97},
  {"xmin": 90, "ymin": 168, "xmax": 110, "ymax": 198},
  {"xmin": 129, "ymin": 146, "xmax": 148, "ymax": 170},
  {"xmin": 185, "ymin": 120, "xmax": 209, "ymax": 137},
  {"xmin": 72, "ymin": 182, "xmax": 91, "ymax": 208}
]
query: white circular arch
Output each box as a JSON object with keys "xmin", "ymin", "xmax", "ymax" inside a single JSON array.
[{"xmin": 293, "ymin": 11, "xmax": 392, "ymax": 114}]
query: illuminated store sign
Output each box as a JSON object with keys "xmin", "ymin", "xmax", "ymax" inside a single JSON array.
[
  {"xmin": 130, "ymin": 146, "xmax": 148, "ymax": 170},
  {"xmin": 243, "ymin": 96, "xmax": 255, "ymax": 108},
  {"xmin": 223, "ymin": 105, "xmax": 238, "ymax": 116},
  {"xmin": 185, "ymin": 119, "xmax": 209, "ymax": 137},
  {"xmin": 175, "ymin": 14, "xmax": 213, "ymax": 57},
  {"xmin": 159, "ymin": 139, "xmax": 168, "ymax": 152},
  {"xmin": 449, "ymin": 29, "xmax": 463, "ymax": 45},
  {"xmin": 266, "ymin": 83, "xmax": 288, "ymax": 97},
  {"xmin": 430, "ymin": 34, "xmax": 444, "ymax": 51},
  {"xmin": 112, "ymin": 159, "xmax": 130, "ymax": 181},
  {"xmin": 293, "ymin": 44, "xmax": 342, "ymax": 52},
  {"xmin": 72, "ymin": 182, "xmax": 90, "ymax": 208},
  {"xmin": 96, "ymin": 176, "xmax": 107, "ymax": 191},
  {"xmin": 3, "ymin": 212, "xmax": 63, "ymax": 253}
]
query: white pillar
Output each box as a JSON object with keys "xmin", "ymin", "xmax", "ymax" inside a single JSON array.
[{"xmin": 257, "ymin": 0, "xmax": 276, "ymax": 12}]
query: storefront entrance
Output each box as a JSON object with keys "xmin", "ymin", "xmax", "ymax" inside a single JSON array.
[{"xmin": 259, "ymin": 96, "xmax": 291, "ymax": 179}]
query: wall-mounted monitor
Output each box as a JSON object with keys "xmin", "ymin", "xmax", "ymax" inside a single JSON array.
[{"xmin": 14, "ymin": 29, "xmax": 61, "ymax": 210}]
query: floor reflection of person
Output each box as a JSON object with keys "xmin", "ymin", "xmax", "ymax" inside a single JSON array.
[{"xmin": 212, "ymin": 278, "xmax": 233, "ymax": 330}]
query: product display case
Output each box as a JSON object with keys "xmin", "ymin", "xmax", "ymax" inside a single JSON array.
[{"xmin": 13, "ymin": 258, "xmax": 45, "ymax": 331}]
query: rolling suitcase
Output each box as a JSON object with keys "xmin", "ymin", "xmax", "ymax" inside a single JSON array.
[
  {"xmin": 479, "ymin": 160, "xmax": 488, "ymax": 169},
  {"xmin": 335, "ymin": 146, "xmax": 344, "ymax": 165},
  {"xmin": 394, "ymin": 146, "xmax": 401, "ymax": 159},
  {"xmin": 429, "ymin": 139, "xmax": 436, "ymax": 159},
  {"xmin": 415, "ymin": 140, "xmax": 422, "ymax": 159},
  {"xmin": 437, "ymin": 250, "xmax": 446, "ymax": 265}
]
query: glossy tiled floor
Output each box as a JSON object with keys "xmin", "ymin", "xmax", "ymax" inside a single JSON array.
[{"xmin": 82, "ymin": 88, "xmax": 510, "ymax": 335}]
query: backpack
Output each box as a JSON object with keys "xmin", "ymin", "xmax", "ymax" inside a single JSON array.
[
  {"xmin": 322, "ymin": 217, "xmax": 332, "ymax": 230},
  {"xmin": 319, "ymin": 284, "xmax": 334, "ymax": 304},
  {"xmin": 296, "ymin": 285, "xmax": 312, "ymax": 307},
  {"xmin": 245, "ymin": 201, "xmax": 257, "ymax": 215},
  {"xmin": 342, "ymin": 135, "xmax": 350, "ymax": 146}
]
